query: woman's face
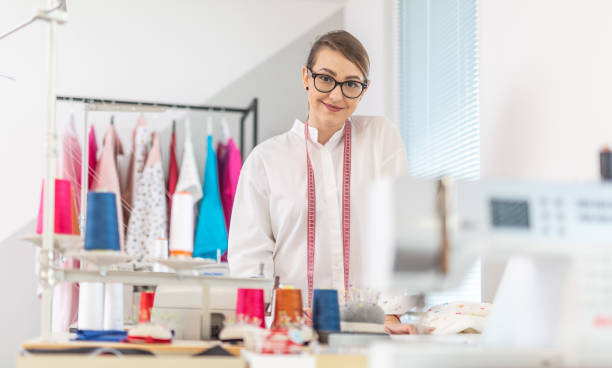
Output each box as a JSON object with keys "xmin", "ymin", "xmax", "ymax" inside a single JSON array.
[{"xmin": 302, "ymin": 47, "xmax": 368, "ymax": 126}]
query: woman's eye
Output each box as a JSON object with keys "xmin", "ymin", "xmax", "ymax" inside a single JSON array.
[
  {"xmin": 319, "ymin": 75, "xmax": 333, "ymax": 83},
  {"xmin": 346, "ymin": 81, "xmax": 359, "ymax": 88}
]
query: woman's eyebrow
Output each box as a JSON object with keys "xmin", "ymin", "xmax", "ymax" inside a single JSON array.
[{"xmin": 316, "ymin": 68, "xmax": 363, "ymax": 81}]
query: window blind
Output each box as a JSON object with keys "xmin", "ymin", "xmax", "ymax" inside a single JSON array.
[{"xmin": 398, "ymin": 0, "xmax": 481, "ymax": 306}]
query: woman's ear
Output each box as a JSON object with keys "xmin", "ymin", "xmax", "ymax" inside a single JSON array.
[
  {"xmin": 359, "ymin": 80, "xmax": 372, "ymax": 101},
  {"xmin": 302, "ymin": 66, "xmax": 309, "ymax": 90}
]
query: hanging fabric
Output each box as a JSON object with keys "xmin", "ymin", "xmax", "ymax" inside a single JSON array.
[
  {"xmin": 61, "ymin": 113, "xmax": 82, "ymax": 211},
  {"xmin": 194, "ymin": 134, "xmax": 228, "ymax": 259},
  {"xmin": 88, "ymin": 125, "xmax": 98, "ymax": 190},
  {"xmin": 167, "ymin": 121, "xmax": 179, "ymax": 222},
  {"xmin": 123, "ymin": 115, "xmax": 151, "ymax": 225},
  {"xmin": 126, "ymin": 132, "xmax": 168, "ymax": 264},
  {"xmin": 219, "ymin": 137, "xmax": 242, "ymax": 231},
  {"xmin": 92, "ymin": 124, "xmax": 126, "ymax": 248},
  {"xmin": 175, "ymin": 117, "xmax": 202, "ymax": 203}
]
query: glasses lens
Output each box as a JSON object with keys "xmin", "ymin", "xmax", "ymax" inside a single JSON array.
[
  {"xmin": 342, "ymin": 81, "xmax": 364, "ymax": 98},
  {"xmin": 314, "ymin": 74, "xmax": 335, "ymax": 93}
]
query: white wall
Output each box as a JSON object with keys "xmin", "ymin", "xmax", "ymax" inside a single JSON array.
[{"xmin": 479, "ymin": 0, "xmax": 612, "ymax": 301}]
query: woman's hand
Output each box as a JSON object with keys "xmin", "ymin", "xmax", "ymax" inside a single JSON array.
[{"xmin": 383, "ymin": 315, "xmax": 434, "ymax": 335}]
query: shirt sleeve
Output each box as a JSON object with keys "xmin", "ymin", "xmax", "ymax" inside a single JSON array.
[
  {"xmin": 227, "ymin": 150, "xmax": 275, "ymax": 279},
  {"xmin": 380, "ymin": 118, "xmax": 409, "ymax": 176}
]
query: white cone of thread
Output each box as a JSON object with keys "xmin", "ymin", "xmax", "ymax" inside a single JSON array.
[
  {"xmin": 153, "ymin": 230, "xmax": 169, "ymax": 272},
  {"xmin": 78, "ymin": 282, "xmax": 104, "ymax": 330},
  {"xmin": 104, "ymin": 283, "xmax": 124, "ymax": 330},
  {"xmin": 169, "ymin": 191, "xmax": 194, "ymax": 257}
]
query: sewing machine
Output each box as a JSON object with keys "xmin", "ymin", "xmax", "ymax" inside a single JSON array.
[
  {"xmin": 151, "ymin": 277, "xmax": 273, "ymax": 340},
  {"xmin": 364, "ymin": 176, "xmax": 612, "ymax": 367}
]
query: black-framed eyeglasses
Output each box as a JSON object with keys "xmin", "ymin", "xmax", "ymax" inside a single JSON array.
[{"xmin": 307, "ymin": 68, "xmax": 368, "ymax": 99}]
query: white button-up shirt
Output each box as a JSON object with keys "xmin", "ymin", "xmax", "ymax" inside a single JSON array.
[{"xmin": 228, "ymin": 116, "xmax": 410, "ymax": 314}]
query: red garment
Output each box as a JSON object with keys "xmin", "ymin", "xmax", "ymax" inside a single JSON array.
[{"xmin": 167, "ymin": 129, "xmax": 179, "ymax": 221}]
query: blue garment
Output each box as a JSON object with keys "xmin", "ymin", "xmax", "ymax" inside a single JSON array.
[{"xmin": 194, "ymin": 135, "xmax": 228, "ymax": 259}]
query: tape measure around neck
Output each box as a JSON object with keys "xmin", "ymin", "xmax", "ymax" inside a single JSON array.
[{"xmin": 304, "ymin": 120, "xmax": 352, "ymax": 307}]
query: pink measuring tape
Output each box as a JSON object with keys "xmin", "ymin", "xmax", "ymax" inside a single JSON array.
[{"xmin": 304, "ymin": 120, "xmax": 352, "ymax": 307}]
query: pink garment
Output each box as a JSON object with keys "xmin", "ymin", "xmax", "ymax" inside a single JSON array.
[
  {"xmin": 220, "ymin": 138, "xmax": 242, "ymax": 232},
  {"xmin": 167, "ymin": 128, "xmax": 179, "ymax": 222},
  {"xmin": 88, "ymin": 126, "xmax": 98, "ymax": 190},
  {"xmin": 92, "ymin": 125, "xmax": 126, "ymax": 248},
  {"xmin": 62, "ymin": 116, "xmax": 82, "ymax": 211}
]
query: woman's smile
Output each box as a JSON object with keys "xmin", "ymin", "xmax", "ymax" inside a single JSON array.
[{"xmin": 321, "ymin": 101, "xmax": 344, "ymax": 113}]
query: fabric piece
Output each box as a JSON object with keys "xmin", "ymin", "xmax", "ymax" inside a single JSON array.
[
  {"xmin": 167, "ymin": 127, "xmax": 179, "ymax": 222},
  {"xmin": 88, "ymin": 125, "xmax": 98, "ymax": 190},
  {"xmin": 194, "ymin": 135, "xmax": 228, "ymax": 259},
  {"xmin": 124, "ymin": 116, "xmax": 150, "ymax": 225},
  {"xmin": 92, "ymin": 125, "xmax": 126, "ymax": 248},
  {"xmin": 126, "ymin": 132, "xmax": 168, "ymax": 265},
  {"xmin": 227, "ymin": 116, "xmax": 410, "ymax": 313},
  {"xmin": 175, "ymin": 118, "xmax": 202, "ymax": 203},
  {"xmin": 61, "ymin": 114, "xmax": 82, "ymax": 211},
  {"xmin": 73, "ymin": 329, "xmax": 127, "ymax": 342},
  {"xmin": 421, "ymin": 302, "xmax": 493, "ymax": 335},
  {"xmin": 220, "ymin": 138, "xmax": 242, "ymax": 231}
]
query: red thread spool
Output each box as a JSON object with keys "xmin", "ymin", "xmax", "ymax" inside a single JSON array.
[
  {"xmin": 139, "ymin": 291, "xmax": 155, "ymax": 323},
  {"xmin": 272, "ymin": 289, "xmax": 303, "ymax": 328},
  {"xmin": 236, "ymin": 288, "xmax": 265, "ymax": 328}
]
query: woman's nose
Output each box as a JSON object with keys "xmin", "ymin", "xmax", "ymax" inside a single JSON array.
[{"xmin": 328, "ymin": 84, "xmax": 344, "ymax": 101}]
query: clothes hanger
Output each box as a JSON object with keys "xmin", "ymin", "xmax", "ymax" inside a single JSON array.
[
  {"xmin": 221, "ymin": 116, "xmax": 231, "ymax": 144},
  {"xmin": 207, "ymin": 116, "xmax": 214, "ymax": 137}
]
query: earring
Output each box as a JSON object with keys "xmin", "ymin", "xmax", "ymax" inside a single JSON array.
[{"xmin": 305, "ymin": 86, "xmax": 309, "ymax": 90}]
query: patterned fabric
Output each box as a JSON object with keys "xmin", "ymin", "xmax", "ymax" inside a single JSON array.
[
  {"xmin": 126, "ymin": 132, "xmax": 168, "ymax": 265},
  {"xmin": 176, "ymin": 117, "xmax": 202, "ymax": 203},
  {"xmin": 421, "ymin": 302, "xmax": 493, "ymax": 335},
  {"xmin": 194, "ymin": 135, "xmax": 228, "ymax": 259}
]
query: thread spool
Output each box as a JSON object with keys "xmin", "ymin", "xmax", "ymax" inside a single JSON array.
[
  {"xmin": 169, "ymin": 191, "xmax": 194, "ymax": 257},
  {"xmin": 153, "ymin": 231, "xmax": 169, "ymax": 272},
  {"xmin": 85, "ymin": 192, "xmax": 120, "ymax": 251},
  {"xmin": 104, "ymin": 283, "xmax": 124, "ymax": 330},
  {"xmin": 272, "ymin": 288, "xmax": 303, "ymax": 328},
  {"xmin": 312, "ymin": 289, "xmax": 341, "ymax": 332},
  {"xmin": 36, "ymin": 179, "xmax": 79, "ymax": 235},
  {"xmin": 139, "ymin": 291, "xmax": 155, "ymax": 323},
  {"xmin": 77, "ymin": 282, "xmax": 104, "ymax": 330},
  {"xmin": 236, "ymin": 288, "xmax": 265, "ymax": 328}
]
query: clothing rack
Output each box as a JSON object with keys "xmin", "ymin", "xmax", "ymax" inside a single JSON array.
[
  {"xmin": 55, "ymin": 94, "xmax": 259, "ymax": 239},
  {"xmin": 56, "ymin": 95, "xmax": 259, "ymax": 155}
]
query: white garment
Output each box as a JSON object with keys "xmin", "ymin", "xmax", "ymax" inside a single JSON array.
[
  {"xmin": 176, "ymin": 117, "xmax": 203, "ymax": 203},
  {"xmin": 228, "ymin": 116, "xmax": 410, "ymax": 313}
]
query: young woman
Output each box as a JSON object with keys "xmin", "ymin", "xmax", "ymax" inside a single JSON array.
[{"xmin": 228, "ymin": 30, "xmax": 416, "ymax": 333}]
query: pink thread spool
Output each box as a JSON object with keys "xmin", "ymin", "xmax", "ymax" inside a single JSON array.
[
  {"xmin": 236, "ymin": 288, "xmax": 265, "ymax": 328},
  {"xmin": 36, "ymin": 179, "xmax": 79, "ymax": 235}
]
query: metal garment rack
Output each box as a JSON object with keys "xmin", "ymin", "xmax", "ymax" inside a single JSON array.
[
  {"xmin": 56, "ymin": 95, "xmax": 259, "ymax": 155},
  {"xmin": 56, "ymin": 94, "xmax": 259, "ymax": 240}
]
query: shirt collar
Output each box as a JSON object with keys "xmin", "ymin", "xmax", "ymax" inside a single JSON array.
[{"xmin": 291, "ymin": 118, "xmax": 346, "ymax": 148}]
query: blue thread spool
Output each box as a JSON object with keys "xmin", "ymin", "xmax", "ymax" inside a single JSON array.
[
  {"xmin": 312, "ymin": 289, "xmax": 341, "ymax": 332},
  {"xmin": 85, "ymin": 192, "xmax": 120, "ymax": 251}
]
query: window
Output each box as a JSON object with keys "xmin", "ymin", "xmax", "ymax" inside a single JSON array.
[{"xmin": 397, "ymin": 0, "xmax": 481, "ymax": 306}]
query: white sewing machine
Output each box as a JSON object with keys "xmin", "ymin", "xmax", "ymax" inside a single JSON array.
[
  {"xmin": 151, "ymin": 277, "xmax": 273, "ymax": 340},
  {"xmin": 364, "ymin": 176, "xmax": 612, "ymax": 367}
]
